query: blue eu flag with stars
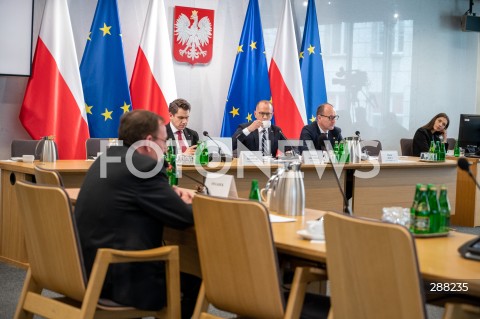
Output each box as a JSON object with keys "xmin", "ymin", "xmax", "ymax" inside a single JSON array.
[
  {"xmin": 220, "ymin": 0, "xmax": 271, "ymax": 137},
  {"xmin": 80, "ymin": 0, "xmax": 131, "ymax": 138},
  {"xmin": 300, "ymin": 0, "xmax": 328, "ymax": 123}
]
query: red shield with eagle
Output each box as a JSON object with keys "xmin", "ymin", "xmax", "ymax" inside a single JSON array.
[{"xmin": 173, "ymin": 6, "xmax": 214, "ymax": 65}]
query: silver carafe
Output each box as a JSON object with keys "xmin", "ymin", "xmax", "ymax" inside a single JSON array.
[
  {"xmin": 345, "ymin": 136, "xmax": 362, "ymax": 163},
  {"xmin": 274, "ymin": 162, "xmax": 305, "ymax": 216},
  {"xmin": 263, "ymin": 166, "xmax": 285, "ymax": 212},
  {"xmin": 37, "ymin": 136, "xmax": 57, "ymax": 162}
]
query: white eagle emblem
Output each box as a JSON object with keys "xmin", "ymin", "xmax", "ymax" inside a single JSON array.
[{"xmin": 174, "ymin": 10, "xmax": 212, "ymax": 61}]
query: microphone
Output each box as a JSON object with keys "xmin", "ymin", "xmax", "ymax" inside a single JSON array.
[
  {"xmin": 318, "ymin": 133, "xmax": 329, "ymax": 151},
  {"xmin": 355, "ymin": 131, "xmax": 361, "ymax": 139},
  {"xmin": 322, "ymin": 142, "xmax": 352, "ymax": 215},
  {"xmin": 180, "ymin": 172, "xmax": 210, "ymax": 195},
  {"xmin": 458, "ymin": 158, "xmax": 480, "ymax": 190},
  {"xmin": 203, "ymin": 131, "xmax": 226, "ymax": 162},
  {"xmin": 278, "ymin": 130, "xmax": 297, "ymax": 156}
]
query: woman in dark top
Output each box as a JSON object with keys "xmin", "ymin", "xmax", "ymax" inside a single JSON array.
[{"xmin": 412, "ymin": 113, "xmax": 450, "ymax": 156}]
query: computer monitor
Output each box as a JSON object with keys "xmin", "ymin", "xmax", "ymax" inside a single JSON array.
[{"xmin": 458, "ymin": 114, "xmax": 480, "ymax": 152}]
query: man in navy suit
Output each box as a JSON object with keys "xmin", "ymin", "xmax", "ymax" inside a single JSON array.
[
  {"xmin": 232, "ymin": 100, "xmax": 287, "ymax": 157},
  {"xmin": 166, "ymin": 98, "xmax": 199, "ymax": 155},
  {"xmin": 300, "ymin": 103, "xmax": 343, "ymax": 153}
]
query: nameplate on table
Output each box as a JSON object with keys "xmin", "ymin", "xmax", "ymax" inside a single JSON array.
[
  {"xmin": 239, "ymin": 151, "xmax": 263, "ymax": 166},
  {"xmin": 177, "ymin": 154, "xmax": 194, "ymax": 165},
  {"xmin": 379, "ymin": 150, "xmax": 399, "ymax": 163},
  {"xmin": 205, "ymin": 173, "xmax": 238, "ymax": 198},
  {"xmin": 302, "ymin": 150, "xmax": 324, "ymax": 165}
]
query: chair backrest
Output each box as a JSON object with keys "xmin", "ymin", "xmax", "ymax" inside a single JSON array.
[
  {"xmin": 446, "ymin": 138, "xmax": 456, "ymax": 150},
  {"xmin": 34, "ymin": 165, "xmax": 64, "ymax": 186},
  {"xmin": 361, "ymin": 139, "xmax": 383, "ymax": 156},
  {"xmin": 11, "ymin": 139, "xmax": 59, "ymax": 160},
  {"xmin": 14, "ymin": 180, "xmax": 86, "ymax": 302},
  {"xmin": 400, "ymin": 138, "xmax": 414, "ymax": 156},
  {"xmin": 85, "ymin": 138, "xmax": 114, "ymax": 159},
  {"xmin": 192, "ymin": 194, "xmax": 285, "ymax": 318},
  {"xmin": 324, "ymin": 212, "xmax": 426, "ymax": 319}
]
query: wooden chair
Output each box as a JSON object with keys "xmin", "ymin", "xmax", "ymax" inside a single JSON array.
[
  {"xmin": 14, "ymin": 180, "xmax": 181, "ymax": 319},
  {"xmin": 323, "ymin": 212, "xmax": 480, "ymax": 319},
  {"xmin": 400, "ymin": 138, "xmax": 414, "ymax": 156},
  {"xmin": 11, "ymin": 139, "xmax": 59, "ymax": 160},
  {"xmin": 86, "ymin": 138, "xmax": 115, "ymax": 159},
  {"xmin": 446, "ymin": 138, "xmax": 456, "ymax": 150},
  {"xmin": 34, "ymin": 165, "xmax": 64, "ymax": 186},
  {"xmin": 361, "ymin": 139, "xmax": 382, "ymax": 156},
  {"xmin": 191, "ymin": 194, "xmax": 330, "ymax": 319}
]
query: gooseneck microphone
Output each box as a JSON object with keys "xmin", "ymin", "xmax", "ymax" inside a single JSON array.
[
  {"xmin": 458, "ymin": 158, "xmax": 480, "ymax": 190},
  {"xmin": 181, "ymin": 172, "xmax": 210, "ymax": 195},
  {"xmin": 322, "ymin": 142, "xmax": 352, "ymax": 215},
  {"xmin": 279, "ymin": 130, "xmax": 297, "ymax": 156},
  {"xmin": 203, "ymin": 131, "xmax": 226, "ymax": 161}
]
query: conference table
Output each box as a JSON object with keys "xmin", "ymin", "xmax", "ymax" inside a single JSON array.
[{"xmin": 0, "ymin": 157, "xmax": 458, "ymax": 267}]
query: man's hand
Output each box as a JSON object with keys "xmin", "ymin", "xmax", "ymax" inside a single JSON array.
[
  {"xmin": 183, "ymin": 144, "xmax": 197, "ymax": 156},
  {"xmin": 247, "ymin": 120, "xmax": 263, "ymax": 132},
  {"xmin": 172, "ymin": 186, "xmax": 194, "ymax": 204}
]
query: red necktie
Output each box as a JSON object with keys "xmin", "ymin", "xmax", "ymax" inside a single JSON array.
[{"xmin": 176, "ymin": 131, "xmax": 187, "ymax": 153}]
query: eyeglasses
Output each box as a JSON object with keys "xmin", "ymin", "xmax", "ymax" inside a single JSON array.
[
  {"xmin": 320, "ymin": 114, "xmax": 339, "ymax": 121},
  {"xmin": 258, "ymin": 112, "xmax": 273, "ymax": 117}
]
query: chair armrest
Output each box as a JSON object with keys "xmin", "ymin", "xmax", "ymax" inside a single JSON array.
[
  {"xmin": 82, "ymin": 246, "xmax": 181, "ymax": 319},
  {"xmin": 97, "ymin": 245, "xmax": 179, "ymax": 264}
]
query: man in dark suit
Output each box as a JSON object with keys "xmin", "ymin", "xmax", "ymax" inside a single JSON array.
[
  {"xmin": 166, "ymin": 98, "xmax": 199, "ymax": 155},
  {"xmin": 300, "ymin": 103, "xmax": 343, "ymax": 153},
  {"xmin": 232, "ymin": 100, "xmax": 287, "ymax": 157},
  {"xmin": 75, "ymin": 110, "xmax": 200, "ymax": 319}
]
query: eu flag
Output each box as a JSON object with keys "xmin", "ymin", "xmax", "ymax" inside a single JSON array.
[
  {"xmin": 80, "ymin": 0, "xmax": 131, "ymax": 138},
  {"xmin": 220, "ymin": 0, "xmax": 271, "ymax": 137},
  {"xmin": 300, "ymin": 0, "xmax": 327, "ymax": 123}
]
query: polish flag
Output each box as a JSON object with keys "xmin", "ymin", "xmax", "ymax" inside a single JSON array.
[
  {"xmin": 269, "ymin": 0, "xmax": 307, "ymax": 138},
  {"xmin": 19, "ymin": 0, "xmax": 89, "ymax": 159},
  {"xmin": 130, "ymin": 0, "xmax": 177, "ymax": 120}
]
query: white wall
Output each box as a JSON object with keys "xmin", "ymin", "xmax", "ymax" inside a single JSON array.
[{"xmin": 0, "ymin": 0, "xmax": 478, "ymax": 159}]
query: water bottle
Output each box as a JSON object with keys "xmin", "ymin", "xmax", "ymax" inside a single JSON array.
[
  {"xmin": 454, "ymin": 140, "xmax": 460, "ymax": 157},
  {"xmin": 414, "ymin": 186, "xmax": 430, "ymax": 234},
  {"xmin": 249, "ymin": 179, "xmax": 260, "ymax": 201},
  {"xmin": 427, "ymin": 184, "xmax": 440, "ymax": 233},
  {"xmin": 438, "ymin": 185, "xmax": 451, "ymax": 233}
]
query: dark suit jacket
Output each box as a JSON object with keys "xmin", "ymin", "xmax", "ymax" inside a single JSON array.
[
  {"xmin": 75, "ymin": 146, "xmax": 193, "ymax": 310},
  {"xmin": 232, "ymin": 123, "xmax": 286, "ymax": 157},
  {"xmin": 166, "ymin": 124, "xmax": 200, "ymax": 153},
  {"xmin": 299, "ymin": 122, "xmax": 343, "ymax": 153},
  {"xmin": 412, "ymin": 127, "xmax": 445, "ymax": 156}
]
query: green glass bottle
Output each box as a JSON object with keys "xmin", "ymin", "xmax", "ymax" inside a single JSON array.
[
  {"xmin": 167, "ymin": 153, "xmax": 178, "ymax": 186},
  {"xmin": 249, "ymin": 179, "xmax": 261, "ymax": 201},
  {"xmin": 338, "ymin": 141, "xmax": 344, "ymax": 162},
  {"xmin": 434, "ymin": 141, "xmax": 441, "ymax": 161},
  {"xmin": 453, "ymin": 140, "xmax": 460, "ymax": 157},
  {"xmin": 429, "ymin": 140, "xmax": 436, "ymax": 154},
  {"xmin": 439, "ymin": 142, "xmax": 446, "ymax": 161},
  {"xmin": 414, "ymin": 186, "xmax": 430, "ymax": 234},
  {"xmin": 409, "ymin": 184, "xmax": 423, "ymax": 232},
  {"xmin": 333, "ymin": 141, "xmax": 339, "ymax": 161},
  {"xmin": 438, "ymin": 185, "xmax": 451, "ymax": 233},
  {"xmin": 427, "ymin": 184, "xmax": 440, "ymax": 233},
  {"xmin": 200, "ymin": 142, "xmax": 209, "ymax": 165}
]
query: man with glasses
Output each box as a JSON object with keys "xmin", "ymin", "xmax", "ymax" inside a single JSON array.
[
  {"xmin": 75, "ymin": 110, "xmax": 200, "ymax": 319},
  {"xmin": 300, "ymin": 103, "xmax": 343, "ymax": 153},
  {"xmin": 166, "ymin": 98, "xmax": 199, "ymax": 155},
  {"xmin": 232, "ymin": 100, "xmax": 287, "ymax": 157}
]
